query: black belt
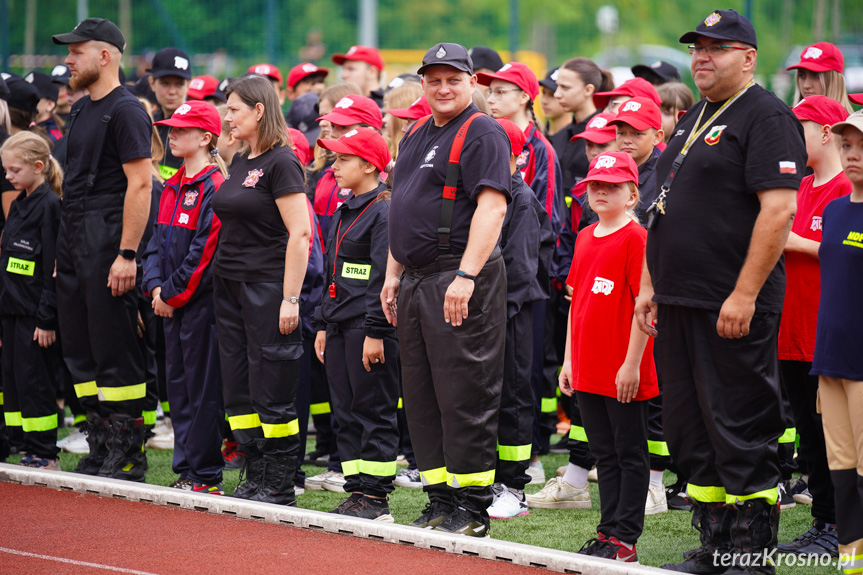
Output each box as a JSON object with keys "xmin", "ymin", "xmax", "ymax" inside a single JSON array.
[{"xmin": 403, "ymin": 248, "xmax": 500, "ymax": 278}]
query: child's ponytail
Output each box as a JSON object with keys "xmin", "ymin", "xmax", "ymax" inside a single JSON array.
[
  {"xmin": 626, "ymin": 182, "xmax": 641, "ymax": 224},
  {"xmin": 208, "ymin": 139, "xmax": 229, "ymax": 178},
  {"xmin": 45, "ymin": 154, "xmax": 64, "ymax": 198}
]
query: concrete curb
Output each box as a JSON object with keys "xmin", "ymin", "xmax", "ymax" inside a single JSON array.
[{"xmin": 1, "ymin": 463, "xmax": 666, "ymax": 574}]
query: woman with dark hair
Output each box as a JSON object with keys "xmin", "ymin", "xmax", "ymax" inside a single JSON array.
[{"xmin": 214, "ymin": 74, "xmax": 311, "ymax": 505}]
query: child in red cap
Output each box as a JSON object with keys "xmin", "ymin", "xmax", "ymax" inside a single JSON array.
[
  {"xmin": 143, "ymin": 99, "xmax": 228, "ymax": 494},
  {"xmin": 560, "ymin": 151, "xmax": 658, "ymax": 563},
  {"xmin": 312, "ymin": 128, "xmax": 399, "ymax": 521},
  {"xmin": 286, "ymin": 63, "xmax": 328, "ymax": 102},
  {"xmin": 787, "ymin": 42, "xmax": 854, "ymax": 114}
]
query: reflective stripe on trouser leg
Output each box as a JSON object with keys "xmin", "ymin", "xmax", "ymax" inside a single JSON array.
[
  {"xmin": 4, "ymin": 412, "xmax": 22, "ymax": 427},
  {"xmin": 725, "ymin": 488, "xmax": 779, "ymax": 506},
  {"xmin": 309, "ymin": 402, "xmax": 330, "ymax": 415}
]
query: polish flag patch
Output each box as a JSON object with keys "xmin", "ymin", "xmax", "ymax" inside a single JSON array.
[{"xmin": 779, "ymin": 161, "xmax": 797, "ymax": 174}]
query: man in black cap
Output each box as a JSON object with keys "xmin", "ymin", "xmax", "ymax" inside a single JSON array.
[
  {"xmin": 634, "ymin": 9, "xmax": 805, "ymax": 574},
  {"xmin": 148, "ymin": 47, "xmax": 192, "ymax": 180},
  {"xmin": 52, "ymin": 18, "xmax": 154, "ymax": 481},
  {"xmin": 381, "ymin": 42, "xmax": 511, "ymax": 537},
  {"xmin": 631, "ymin": 61, "xmax": 681, "ymax": 86}
]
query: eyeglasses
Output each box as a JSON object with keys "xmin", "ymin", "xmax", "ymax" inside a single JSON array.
[
  {"xmin": 488, "ymin": 88, "xmax": 522, "ymax": 99},
  {"xmin": 688, "ymin": 45, "xmax": 751, "ymax": 56}
]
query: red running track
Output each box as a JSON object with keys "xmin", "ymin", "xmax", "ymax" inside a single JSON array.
[{"xmin": 0, "ymin": 483, "xmax": 544, "ymax": 575}]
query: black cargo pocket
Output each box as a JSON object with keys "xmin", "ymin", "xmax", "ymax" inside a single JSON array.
[{"xmin": 262, "ymin": 342, "xmax": 304, "ymax": 362}]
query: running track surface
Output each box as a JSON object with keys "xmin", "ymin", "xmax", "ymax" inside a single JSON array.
[{"xmin": 0, "ymin": 482, "xmax": 544, "ymax": 575}]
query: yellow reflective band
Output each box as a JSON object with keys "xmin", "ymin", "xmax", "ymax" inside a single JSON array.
[
  {"xmin": 448, "ymin": 469, "xmax": 495, "ymax": 488},
  {"xmin": 74, "ymin": 414, "xmax": 86, "ymax": 425},
  {"xmin": 569, "ymin": 425, "xmax": 588, "ymax": 442},
  {"xmin": 228, "ymin": 412, "xmax": 262, "ymax": 430},
  {"xmin": 687, "ymin": 484, "xmax": 727, "ymax": 503},
  {"xmin": 648, "ymin": 440, "xmax": 671, "ymax": 457},
  {"xmin": 0, "ymin": 391, "xmax": 3, "ymax": 405},
  {"xmin": 74, "ymin": 380, "xmax": 98, "ymax": 398},
  {"xmin": 4, "ymin": 411, "xmax": 22, "ymax": 427},
  {"xmin": 726, "ymin": 488, "xmax": 779, "ymax": 506},
  {"xmin": 565, "ymin": 195, "xmax": 573, "ymax": 208},
  {"xmin": 22, "ymin": 414, "xmax": 59, "ymax": 432},
  {"xmin": 6, "ymin": 257, "xmax": 35, "ymax": 276},
  {"xmin": 159, "ymin": 164, "xmax": 179, "ymax": 180},
  {"xmin": 342, "ymin": 459, "xmax": 360, "ymax": 476},
  {"xmin": 541, "ymin": 397, "xmax": 557, "ymax": 413},
  {"xmin": 341, "ymin": 262, "xmax": 371, "ymax": 280},
  {"xmin": 420, "ymin": 467, "xmax": 447, "ymax": 486},
  {"xmin": 309, "ymin": 402, "xmax": 331, "ymax": 415},
  {"xmin": 844, "ymin": 569, "xmax": 862, "ymax": 575},
  {"xmin": 497, "ymin": 443, "xmax": 531, "ymax": 462},
  {"xmin": 359, "ymin": 459, "xmax": 397, "ymax": 477},
  {"xmin": 161, "ymin": 401, "xmax": 170, "ymax": 413},
  {"xmin": 261, "ymin": 419, "xmax": 299, "ymax": 438},
  {"xmin": 99, "ymin": 382, "xmax": 147, "ymax": 402},
  {"xmin": 142, "ymin": 410, "xmax": 157, "ymax": 426},
  {"xmin": 397, "ymin": 397, "xmax": 403, "ymax": 409},
  {"xmin": 778, "ymin": 427, "xmax": 796, "ymax": 444},
  {"xmin": 556, "ymin": 386, "xmax": 561, "ymax": 397}
]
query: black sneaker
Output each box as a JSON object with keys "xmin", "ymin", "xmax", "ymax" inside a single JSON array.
[
  {"xmin": 338, "ymin": 495, "xmax": 394, "ymax": 522},
  {"xmin": 578, "ymin": 533, "xmax": 609, "ymax": 556},
  {"xmin": 796, "ymin": 523, "xmax": 838, "ymax": 557},
  {"xmin": 433, "ymin": 506, "xmax": 489, "ymax": 537},
  {"xmin": 331, "ymin": 493, "xmax": 364, "ymax": 515},
  {"xmin": 666, "ymin": 480, "xmax": 693, "ymax": 511},
  {"xmin": 778, "ymin": 481, "xmax": 796, "ymax": 510},
  {"xmin": 410, "ymin": 500, "xmax": 455, "ymax": 529}
]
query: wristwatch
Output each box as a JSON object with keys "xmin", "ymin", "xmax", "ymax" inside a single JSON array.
[
  {"xmin": 282, "ymin": 296, "xmax": 299, "ymax": 304},
  {"xmin": 118, "ymin": 249, "xmax": 137, "ymax": 261}
]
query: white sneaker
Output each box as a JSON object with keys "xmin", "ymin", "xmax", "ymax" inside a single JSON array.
[
  {"xmin": 526, "ymin": 461, "xmax": 546, "ymax": 485},
  {"xmin": 645, "ymin": 483, "xmax": 668, "ymax": 515},
  {"xmin": 394, "ymin": 468, "xmax": 422, "ymax": 488},
  {"xmin": 58, "ymin": 428, "xmax": 90, "ymax": 454},
  {"xmin": 587, "ymin": 467, "xmax": 598, "ymax": 482},
  {"xmin": 396, "ymin": 454, "xmax": 409, "ymax": 467},
  {"xmin": 525, "ymin": 477, "xmax": 591, "ymax": 509},
  {"xmin": 322, "ymin": 472, "xmax": 347, "ymax": 492},
  {"xmin": 556, "ymin": 465, "xmax": 566, "ymax": 477},
  {"xmin": 487, "ymin": 484, "xmax": 529, "ymax": 519},
  {"xmin": 146, "ymin": 418, "xmax": 175, "ymax": 450},
  {"xmin": 306, "ymin": 470, "xmax": 342, "ymax": 491}
]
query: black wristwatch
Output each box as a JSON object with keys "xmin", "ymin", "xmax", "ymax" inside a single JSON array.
[{"xmin": 118, "ymin": 249, "xmax": 137, "ymax": 261}]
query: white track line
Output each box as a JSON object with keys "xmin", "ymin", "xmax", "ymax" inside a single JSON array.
[{"xmin": 0, "ymin": 547, "xmax": 160, "ymax": 575}]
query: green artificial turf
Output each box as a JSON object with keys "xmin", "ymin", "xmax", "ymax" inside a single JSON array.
[{"xmin": 6, "ymin": 426, "xmax": 842, "ymax": 574}]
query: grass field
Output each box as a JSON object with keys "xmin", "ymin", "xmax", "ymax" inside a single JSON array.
[{"xmin": 8, "ymin": 426, "xmax": 843, "ymax": 575}]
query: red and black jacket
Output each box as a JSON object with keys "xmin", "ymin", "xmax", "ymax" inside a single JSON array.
[
  {"xmin": 142, "ymin": 165, "xmax": 224, "ymax": 307},
  {"xmin": 519, "ymin": 123, "xmax": 563, "ymax": 239}
]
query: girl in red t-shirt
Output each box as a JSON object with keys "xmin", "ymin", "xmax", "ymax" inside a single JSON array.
[{"xmin": 560, "ymin": 151, "xmax": 658, "ymax": 563}]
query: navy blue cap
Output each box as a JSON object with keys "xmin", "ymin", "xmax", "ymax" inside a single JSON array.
[
  {"xmin": 148, "ymin": 47, "xmax": 192, "ymax": 80},
  {"xmin": 631, "ymin": 61, "xmax": 681, "ymax": 85},
  {"xmin": 679, "ymin": 9, "xmax": 757, "ymax": 49},
  {"xmin": 3, "ymin": 74, "xmax": 39, "ymax": 113},
  {"xmin": 539, "ymin": 67, "xmax": 560, "ymax": 91},
  {"xmin": 50, "ymin": 64, "xmax": 72, "ymax": 86},
  {"xmin": 468, "ymin": 46, "xmax": 503, "ymax": 73},
  {"xmin": 418, "ymin": 43, "xmax": 473, "ymax": 75},
  {"xmin": 286, "ymin": 92, "xmax": 321, "ymax": 148},
  {"xmin": 25, "ymin": 71, "xmax": 59, "ymax": 101}
]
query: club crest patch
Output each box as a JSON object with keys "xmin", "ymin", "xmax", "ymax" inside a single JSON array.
[
  {"xmin": 243, "ymin": 169, "xmax": 263, "ymax": 188},
  {"xmin": 183, "ymin": 189, "xmax": 199, "ymax": 209},
  {"xmin": 704, "ymin": 125, "xmax": 726, "ymax": 146},
  {"xmin": 704, "ymin": 12, "xmax": 721, "ymax": 27},
  {"xmin": 516, "ymin": 149, "xmax": 529, "ymax": 167}
]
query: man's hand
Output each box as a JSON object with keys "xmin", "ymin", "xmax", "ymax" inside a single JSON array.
[
  {"xmin": 362, "ymin": 336, "xmax": 385, "ymax": 372},
  {"xmin": 717, "ymin": 291, "xmax": 756, "ymax": 339},
  {"xmin": 634, "ymin": 291, "xmax": 658, "ymax": 337},
  {"xmin": 33, "ymin": 327, "xmax": 56, "ymax": 348},
  {"xmin": 107, "ymin": 255, "xmax": 137, "ymax": 296},
  {"xmin": 380, "ymin": 277, "xmax": 400, "ymax": 327},
  {"xmin": 444, "ymin": 275, "xmax": 474, "ymax": 327}
]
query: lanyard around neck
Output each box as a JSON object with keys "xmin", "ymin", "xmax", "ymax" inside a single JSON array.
[{"xmin": 680, "ymin": 79, "xmax": 754, "ymax": 156}]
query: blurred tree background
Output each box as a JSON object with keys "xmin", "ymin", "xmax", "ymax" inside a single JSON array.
[{"xmin": 2, "ymin": 0, "xmax": 861, "ymax": 98}]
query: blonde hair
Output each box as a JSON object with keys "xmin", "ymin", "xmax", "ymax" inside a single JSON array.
[
  {"xmin": 207, "ymin": 136, "xmax": 229, "ymax": 178},
  {"xmin": 472, "ymin": 90, "xmax": 490, "ymax": 115},
  {"xmin": 794, "ymin": 70, "xmax": 854, "ymax": 115},
  {"xmin": 585, "ymin": 180, "xmax": 640, "ymax": 223},
  {"xmin": 0, "ymin": 131, "xmax": 64, "ymax": 197},
  {"xmin": 383, "ymin": 82, "xmax": 422, "ymax": 160},
  {"xmin": 138, "ymin": 97, "xmax": 164, "ymax": 183},
  {"xmin": 311, "ymin": 83, "xmax": 362, "ymax": 172},
  {"xmin": 226, "ymin": 74, "xmax": 292, "ymax": 155}
]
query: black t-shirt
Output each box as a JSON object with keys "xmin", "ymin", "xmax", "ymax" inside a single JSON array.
[
  {"xmin": 153, "ymin": 109, "xmax": 184, "ymax": 180},
  {"xmin": 63, "ymin": 87, "xmax": 152, "ymax": 202},
  {"xmin": 389, "ymin": 104, "xmax": 512, "ymax": 268},
  {"xmin": 646, "ymin": 84, "xmax": 806, "ymax": 313},
  {"xmin": 559, "ymin": 111, "xmax": 598, "ymax": 192},
  {"xmin": 213, "ymin": 145, "xmax": 306, "ymax": 282}
]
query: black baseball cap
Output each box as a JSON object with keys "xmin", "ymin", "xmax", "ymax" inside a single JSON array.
[
  {"xmin": 539, "ymin": 67, "xmax": 560, "ymax": 91},
  {"xmin": 631, "ymin": 61, "xmax": 681, "ymax": 85},
  {"xmin": 679, "ymin": 9, "xmax": 758, "ymax": 49},
  {"xmin": 3, "ymin": 74, "xmax": 39, "ymax": 113},
  {"xmin": 148, "ymin": 47, "xmax": 192, "ymax": 80},
  {"xmin": 52, "ymin": 18, "xmax": 126, "ymax": 53},
  {"xmin": 132, "ymin": 74, "xmax": 158, "ymax": 105},
  {"xmin": 286, "ymin": 92, "xmax": 321, "ymax": 148},
  {"xmin": 25, "ymin": 71, "xmax": 60, "ymax": 102},
  {"xmin": 418, "ymin": 43, "xmax": 473, "ymax": 76},
  {"xmin": 49, "ymin": 64, "xmax": 72, "ymax": 86},
  {"xmin": 468, "ymin": 46, "xmax": 503, "ymax": 73}
]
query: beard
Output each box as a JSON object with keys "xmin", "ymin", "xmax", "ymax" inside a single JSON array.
[{"xmin": 69, "ymin": 59, "xmax": 101, "ymax": 91}]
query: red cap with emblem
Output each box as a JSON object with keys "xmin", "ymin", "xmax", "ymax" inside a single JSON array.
[
  {"xmin": 786, "ymin": 42, "xmax": 844, "ymax": 74},
  {"xmin": 288, "ymin": 128, "xmax": 312, "ymax": 166},
  {"xmin": 495, "ymin": 118, "xmax": 527, "ymax": 156},
  {"xmin": 247, "ymin": 63, "xmax": 283, "ymax": 86},
  {"xmin": 187, "ymin": 75, "xmax": 219, "ymax": 100},
  {"xmin": 593, "ymin": 77, "xmax": 662, "ymax": 110},
  {"xmin": 287, "ymin": 63, "xmax": 329, "ymax": 89},
  {"xmin": 476, "ymin": 62, "xmax": 540, "ymax": 100},
  {"xmin": 571, "ymin": 112, "xmax": 618, "ymax": 144},
  {"xmin": 792, "ymin": 95, "xmax": 849, "ymax": 126},
  {"xmin": 573, "ymin": 151, "xmax": 639, "ymax": 194},
  {"xmin": 388, "ymin": 96, "xmax": 432, "ymax": 120},
  {"xmin": 316, "ymin": 127, "xmax": 392, "ymax": 173},
  {"xmin": 317, "ymin": 94, "xmax": 383, "ymax": 129},
  {"xmin": 153, "ymin": 99, "xmax": 222, "ymax": 137},
  {"xmin": 609, "ymin": 97, "xmax": 662, "ymax": 131},
  {"xmin": 332, "ymin": 46, "xmax": 385, "ymax": 71}
]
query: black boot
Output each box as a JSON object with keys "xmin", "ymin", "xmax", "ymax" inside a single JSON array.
[
  {"xmin": 98, "ymin": 415, "xmax": 147, "ymax": 482},
  {"xmin": 232, "ymin": 442, "xmax": 264, "ymax": 499},
  {"xmin": 74, "ymin": 413, "xmax": 110, "ymax": 475},
  {"xmin": 662, "ymin": 500, "xmax": 733, "ymax": 573},
  {"xmin": 248, "ymin": 454, "xmax": 297, "ymax": 506},
  {"xmin": 724, "ymin": 499, "xmax": 780, "ymax": 575}
]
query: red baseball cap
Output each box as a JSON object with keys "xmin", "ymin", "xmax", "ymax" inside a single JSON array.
[
  {"xmin": 388, "ymin": 96, "xmax": 432, "ymax": 120},
  {"xmin": 288, "ymin": 128, "xmax": 312, "ymax": 166},
  {"xmin": 187, "ymin": 75, "xmax": 219, "ymax": 100},
  {"xmin": 792, "ymin": 95, "xmax": 849, "ymax": 126},
  {"xmin": 317, "ymin": 94, "xmax": 383, "ymax": 129},
  {"xmin": 609, "ymin": 97, "xmax": 662, "ymax": 131},
  {"xmin": 786, "ymin": 42, "xmax": 844, "ymax": 74},
  {"xmin": 850, "ymin": 93, "xmax": 863, "ymax": 105},
  {"xmin": 332, "ymin": 46, "xmax": 385, "ymax": 71},
  {"xmin": 476, "ymin": 62, "xmax": 540, "ymax": 100},
  {"xmin": 570, "ymin": 112, "xmax": 617, "ymax": 144},
  {"xmin": 287, "ymin": 63, "xmax": 329, "ymax": 89},
  {"xmin": 496, "ymin": 118, "xmax": 527, "ymax": 156},
  {"xmin": 247, "ymin": 63, "xmax": 283, "ymax": 86},
  {"xmin": 573, "ymin": 151, "xmax": 639, "ymax": 194},
  {"xmin": 316, "ymin": 127, "xmax": 392, "ymax": 173},
  {"xmin": 153, "ymin": 100, "xmax": 222, "ymax": 137},
  {"xmin": 593, "ymin": 77, "xmax": 661, "ymax": 110}
]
